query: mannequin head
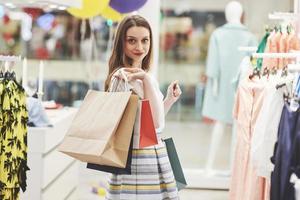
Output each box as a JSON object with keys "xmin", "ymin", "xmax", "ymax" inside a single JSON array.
[{"xmin": 225, "ymin": 1, "xmax": 243, "ymax": 24}]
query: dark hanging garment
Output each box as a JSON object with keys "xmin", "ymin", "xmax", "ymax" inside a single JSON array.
[
  {"xmin": 290, "ymin": 117, "xmax": 300, "ymax": 182},
  {"xmin": 271, "ymin": 104, "xmax": 299, "ymax": 200}
]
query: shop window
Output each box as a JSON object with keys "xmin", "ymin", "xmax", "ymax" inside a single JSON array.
[{"xmin": 159, "ymin": 10, "xmax": 225, "ymax": 121}]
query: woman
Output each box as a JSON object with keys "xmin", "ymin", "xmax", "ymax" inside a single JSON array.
[{"xmin": 105, "ymin": 15, "xmax": 182, "ymax": 200}]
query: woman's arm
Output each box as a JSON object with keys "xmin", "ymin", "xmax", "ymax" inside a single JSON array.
[
  {"xmin": 164, "ymin": 98, "xmax": 174, "ymax": 115},
  {"xmin": 123, "ymin": 68, "xmax": 164, "ymax": 129},
  {"xmin": 143, "ymin": 74, "xmax": 165, "ymax": 129},
  {"xmin": 164, "ymin": 80, "xmax": 182, "ymax": 115}
]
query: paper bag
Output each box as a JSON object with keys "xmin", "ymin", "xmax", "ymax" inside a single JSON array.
[
  {"xmin": 58, "ymin": 90, "xmax": 138, "ymax": 168},
  {"xmin": 139, "ymin": 99, "xmax": 158, "ymax": 148},
  {"xmin": 164, "ymin": 137, "xmax": 187, "ymax": 190}
]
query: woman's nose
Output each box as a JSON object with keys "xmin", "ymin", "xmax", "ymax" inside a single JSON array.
[{"xmin": 135, "ymin": 41, "xmax": 143, "ymax": 51}]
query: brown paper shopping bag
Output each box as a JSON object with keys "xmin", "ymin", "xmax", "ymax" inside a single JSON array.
[{"xmin": 58, "ymin": 89, "xmax": 138, "ymax": 168}]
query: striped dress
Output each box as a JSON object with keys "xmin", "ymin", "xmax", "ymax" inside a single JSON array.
[{"xmin": 106, "ymin": 69, "xmax": 179, "ymax": 200}]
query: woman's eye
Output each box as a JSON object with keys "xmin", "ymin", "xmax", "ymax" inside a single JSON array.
[
  {"xmin": 142, "ymin": 39, "xmax": 149, "ymax": 43},
  {"xmin": 128, "ymin": 39, "xmax": 136, "ymax": 44}
]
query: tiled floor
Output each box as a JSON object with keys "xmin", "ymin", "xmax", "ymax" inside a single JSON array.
[{"xmin": 68, "ymin": 120, "xmax": 232, "ymax": 200}]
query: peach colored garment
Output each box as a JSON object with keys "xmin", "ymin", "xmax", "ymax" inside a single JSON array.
[
  {"xmin": 287, "ymin": 32, "xmax": 300, "ymax": 51},
  {"xmin": 273, "ymin": 32, "xmax": 283, "ymax": 69},
  {"xmin": 278, "ymin": 33, "xmax": 288, "ymax": 68},
  {"xmin": 230, "ymin": 78, "xmax": 270, "ymax": 200},
  {"xmin": 286, "ymin": 33, "xmax": 300, "ymax": 64},
  {"xmin": 262, "ymin": 31, "xmax": 277, "ymax": 70},
  {"xmin": 264, "ymin": 32, "xmax": 281, "ymax": 69}
]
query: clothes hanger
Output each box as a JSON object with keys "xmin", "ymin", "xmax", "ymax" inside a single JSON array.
[
  {"xmin": 279, "ymin": 25, "xmax": 283, "ymax": 34},
  {"xmin": 0, "ymin": 62, "xmax": 4, "ymax": 79},
  {"xmin": 276, "ymin": 66, "xmax": 292, "ymax": 90},
  {"xmin": 3, "ymin": 61, "xmax": 23, "ymax": 89},
  {"xmin": 7, "ymin": 61, "xmax": 16, "ymax": 81},
  {"xmin": 4, "ymin": 61, "xmax": 11, "ymax": 80},
  {"xmin": 262, "ymin": 67, "xmax": 270, "ymax": 78},
  {"xmin": 264, "ymin": 25, "xmax": 271, "ymax": 33},
  {"xmin": 249, "ymin": 56, "xmax": 261, "ymax": 79},
  {"xmin": 270, "ymin": 66, "xmax": 278, "ymax": 75},
  {"xmin": 249, "ymin": 68, "xmax": 261, "ymax": 80},
  {"xmin": 281, "ymin": 65, "xmax": 288, "ymax": 77},
  {"xmin": 280, "ymin": 79, "xmax": 293, "ymax": 103},
  {"xmin": 286, "ymin": 24, "xmax": 292, "ymax": 34},
  {"xmin": 274, "ymin": 25, "xmax": 279, "ymax": 33}
]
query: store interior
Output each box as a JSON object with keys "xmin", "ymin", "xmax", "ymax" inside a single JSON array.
[{"xmin": 0, "ymin": 0, "xmax": 299, "ymax": 199}]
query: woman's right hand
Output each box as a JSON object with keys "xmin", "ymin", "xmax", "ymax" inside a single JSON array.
[{"xmin": 123, "ymin": 67, "xmax": 147, "ymax": 81}]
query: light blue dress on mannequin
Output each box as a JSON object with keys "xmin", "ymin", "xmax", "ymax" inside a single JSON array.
[{"xmin": 202, "ymin": 23, "xmax": 257, "ymax": 124}]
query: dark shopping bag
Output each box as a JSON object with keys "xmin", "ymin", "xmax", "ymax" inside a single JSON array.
[
  {"xmin": 87, "ymin": 134, "xmax": 133, "ymax": 174},
  {"xmin": 164, "ymin": 137, "xmax": 187, "ymax": 190}
]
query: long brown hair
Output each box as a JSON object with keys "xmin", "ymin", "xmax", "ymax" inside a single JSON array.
[{"xmin": 104, "ymin": 15, "xmax": 153, "ymax": 91}]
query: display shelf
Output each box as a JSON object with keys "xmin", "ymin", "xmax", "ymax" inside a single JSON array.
[{"xmin": 21, "ymin": 108, "xmax": 78, "ymax": 200}]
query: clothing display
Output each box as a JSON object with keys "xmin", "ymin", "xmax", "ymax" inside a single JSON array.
[
  {"xmin": 270, "ymin": 104, "xmax": 300, "ymax": 200},
  {"xmin": 230, "ymin": 77, "xmax": 269, "ymax": 200},
  {"xmin": 0, "ymin": 72, "xmax": 29, "ymax": 200},
  {"xmin": 1, "ymin": 1, "xmax": 300, "ymax": 199},
  {"xmin": 262, "ymin": 30, "xmax": 300, "ymax": 70},
  {"xmin": 202, "ymin": 23, "xmax": 257, "ymax": 124},
  {"xmin": 26, "ymin": 97, "xmax": 52, "ymax": 127},
  {"xmin": 230, "ymin": 73, "xmax": 300, "ymax": 200},
  {"xmin": 230, "ymin": 23, "xmax": 300, "ymax": 200},
  {"xmin": 106, "ymin": 69, "xmax": 179, "ymax": 200},
  {"xmin": 251, "ymin": 81, "xmax": 284, "ymax": 179}
]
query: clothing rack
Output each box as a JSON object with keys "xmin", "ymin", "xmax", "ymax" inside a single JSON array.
[
  {"xmin": 238, "ymin": 46, "xmax": 257, "ymax": 52},
  {"xmin": 0, "ymin": 55, "xmax": 22, "ymax": 62},
  {"xmin": 0, "ymin": 55, "xmax": 21, "ymax": 72},
  {"xmin": 252, "ymin": 52, "xmax": 300, "ymax": 58},
  {"xmin": 252, "ymin": 52, "xmax": 300, "ymax": 72},
  {"xmin": 268, "ymin": 12, "xmax": 299, "ymax": 21}
]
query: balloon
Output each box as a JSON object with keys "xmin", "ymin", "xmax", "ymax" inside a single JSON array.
[
  {"xmin": 67, "ymin": 0, "xmax": 110, "ymax": 19},
  {"xmin": 109, "ymin": 0, "xmax": 147, "ymax": 13},
  {"xmin": 97, "ymin": 187, "xmax": 106, "ymax": 196},
  {"xmin": 101, "ymin": 6, "xmax": 124, "ymax": 22},
  {"xmin": 23, "ymin": 7, "xmax": 43, "ymax": 20},
  {"xmin": 37, "ymin": 13, "xmax": 55, "ymax": 31}
]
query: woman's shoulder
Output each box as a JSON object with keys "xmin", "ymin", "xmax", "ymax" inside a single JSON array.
[{"xmin": 111, "ymin": 67, "xmax": 125, "ymax": 78}]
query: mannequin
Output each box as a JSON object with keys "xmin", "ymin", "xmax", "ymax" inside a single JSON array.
[
  {"xmin": 212, "ymin": 1, "xmax": 243, "ymax": 97},
  {"xmin": 202, "ymin": 1, "xmax": 256, "ymax": 173}
]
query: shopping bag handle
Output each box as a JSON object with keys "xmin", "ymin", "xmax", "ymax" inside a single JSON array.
[
  {"xmin": 108, "ymin": 68, "xmax": 130, "ymax": 92},
  {"xmin": 119, "ymin": 68, "xmax": 130, "ymax": 90}
]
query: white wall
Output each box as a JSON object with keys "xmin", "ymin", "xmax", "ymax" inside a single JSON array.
[
  {"xmin": 161, "ymin": 0, "xmax": 237, "ymax": 11},
  {"xmin": 243, "ymin": 0, "xmax": 293, "ymax": 36}
]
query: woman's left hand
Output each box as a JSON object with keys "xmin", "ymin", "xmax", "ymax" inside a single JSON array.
[
  {"xmin": 123, "ymin": 68, "xmax": 146, "ymax": 81},
  {"xmin": 166, "ymin": 80, "xmax": 182, "ymax": 103}
]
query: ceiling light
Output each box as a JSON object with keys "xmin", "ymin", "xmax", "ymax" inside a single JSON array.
[
  {"xmin": 49, "ymin": 4, "xmax": 58, "ymax": 9},
  {"xmin": 58, "ymin": 6, "xmax": 66, "ymax": 10},
  {"xmin": 5, "ymin": 3, "xmax": 16, "ymax": 9}
]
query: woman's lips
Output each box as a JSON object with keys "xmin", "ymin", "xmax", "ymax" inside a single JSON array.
[{"xmin": 133, "ymin": 52, "xmax": 143, "ymax": 56}]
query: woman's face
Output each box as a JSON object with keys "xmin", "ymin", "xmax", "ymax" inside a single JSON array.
[{"xmin": 124, "ymin": 26, "xmax": 150, "ymax": 65}]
